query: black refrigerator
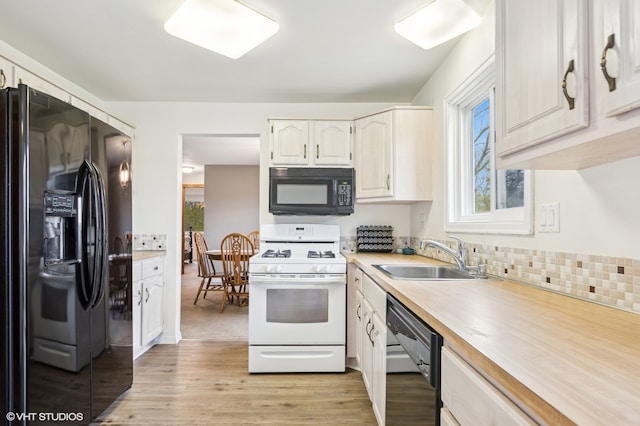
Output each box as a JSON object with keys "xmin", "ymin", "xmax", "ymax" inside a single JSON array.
[{"xmin": 1, "ymin": 85, "xmax": 133, "ymax": 424}]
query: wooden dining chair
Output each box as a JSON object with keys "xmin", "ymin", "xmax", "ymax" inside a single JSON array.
[
  {"xmin": 193, "ymin": 232, "xmax": 225, "ymax": 305},
  {"xmin": 219, "ymin": 233, "xmax": 255, "ymax": 313},
  {"xmin": 247, "ymin": 230, "xmax": 260, "ymax": 251}
]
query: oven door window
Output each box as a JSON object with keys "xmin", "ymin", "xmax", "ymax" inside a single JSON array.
[{"xmin": 266, "ymin": 288, "xmax": 328, "ymax": 323}]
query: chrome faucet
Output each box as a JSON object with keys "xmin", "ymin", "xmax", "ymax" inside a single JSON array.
[{"xmin": 419, "ymin": 235, "xmax": 467, "ymax": 270}]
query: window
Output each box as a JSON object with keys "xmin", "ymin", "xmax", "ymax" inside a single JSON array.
[{"xmin": 445, "ymin": 56, "xmax": 532, "ymax": 234}]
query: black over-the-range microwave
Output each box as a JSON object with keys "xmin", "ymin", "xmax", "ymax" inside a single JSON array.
[{"xmin": 269, "ymin": 167, "xmax": 355, "ymax": 215}]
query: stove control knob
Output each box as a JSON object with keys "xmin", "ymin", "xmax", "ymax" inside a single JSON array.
[
  {"xmin": 266, "ymin": 264, "xmax": 282, "ymax": 273},
  {"xmin": 315, "ymin": 264, "xmax": 328, "ymax": 273}
]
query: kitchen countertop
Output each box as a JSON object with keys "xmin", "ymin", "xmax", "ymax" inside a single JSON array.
[
  {"xmin": 345, "ymin": 252, "xmax": 640, "ymax": 425},
  {"xmin": 133, "ymin": 250, "xmax": 166, "ymax": 261}
]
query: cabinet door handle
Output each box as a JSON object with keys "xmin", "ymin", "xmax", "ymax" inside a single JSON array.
[
  {"xmin": 600, "ymin": 33, "xmax": 616, "ymax": 92},
  {"xmin": 145, "ymin": 287, "xmax": 150, "ymax": 303},
  {"xmin": 561, "ymin": 59, "xmax": 576, "ymax": 110},
  {"xmin": 316, "ymin": 144, "xmax": 319, "ymax": 159},
  {"xmin": 365, "ymin": 318, "xmax": 372, "ymax": 336},
  {"xmin": 303, "ymin": 144, "xmax": 307, "ymax": 159},
  {"xmin": 356, "ymin": 303, "xmax": 361, "ymax": 320},
  {"xmin": 386, "ymin": 174, "xmax": 390, "ymax": 190},
  {"xmin": 0, "ymin": 69, "xmax": 6, "ymax": 89},
  {"xmin": 368, "ymin": 323, "xmax": 375, "ymax": 346}
]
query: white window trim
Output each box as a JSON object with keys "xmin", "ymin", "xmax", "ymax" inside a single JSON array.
[{"xmin": 444, "ymin": 55, "xmax": 533, "ymax": 235}]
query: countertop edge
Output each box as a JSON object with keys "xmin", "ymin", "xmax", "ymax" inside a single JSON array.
[{"xmin": 133, "ymin": 250, "xmax": 167, "ymax": 261}]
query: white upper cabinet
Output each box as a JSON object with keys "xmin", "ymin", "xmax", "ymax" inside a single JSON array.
[
  {"xmin": 496, "ymin": 0, "xmax": 640, "ymax": 169},
  {"xmin": 354, "ymin": 111, "xmax": 392, "ymax": 199},
  {"xmin": 0, "ymin": 56, "xmax": 13, "ymax": 89},
  {"xmin": 600, "ymin": 0, "xmax": 640, "ymax": 116},
  {"xmin": 70, "ymin": 96, "xmax": 109, "ymax": 123},
  {"xmin": 14, "ymin": 66, "xmax": 71, "ymax": 103},
  {"xmin": 313, "ymin": 121, "xmax": 353, "ymax": 165},
  {"xmin": 496, "ymin": 0, "xmax": 589, "ymax": 157},
  {"xmin": 354, "ymin": 107, "xmax": 432, "ymax": 203},
  {"xmin": 269, "ymin": 119, "xmax": 353, "ymax": 166}
]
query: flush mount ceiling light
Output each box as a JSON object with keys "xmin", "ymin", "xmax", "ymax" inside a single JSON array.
[
  {"xmin": 182, "ymin": 165, "xmax": 195, "ymax": 174},
  {"xmin": 395, "ymin": 0, "xmax": 482, "ymax": 50},
  {"xmin": 164, "ymin": 0, "xmax": 279, "ymax": 59}
]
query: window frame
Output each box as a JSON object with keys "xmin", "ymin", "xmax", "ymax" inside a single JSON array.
[{"xmin": 444, "ymin": 56, "xmax": 533, "ymax": 235}]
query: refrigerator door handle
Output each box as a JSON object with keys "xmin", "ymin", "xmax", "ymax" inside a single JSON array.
[
  {"xmin": 76, "ymin": 161, "xmax": 94, "ymax": 310},
  {"xmin": 89, "ymin": 161, "xmax": 107, "ymax": 308}
]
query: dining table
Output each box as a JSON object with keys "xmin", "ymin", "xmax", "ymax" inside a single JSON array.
[{"xmin": 205, "ymin": 249, "xmax": 254, "ymax": 261}]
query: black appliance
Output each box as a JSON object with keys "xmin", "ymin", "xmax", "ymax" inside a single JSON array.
[
  {"xmin": 386, "ymin": 294, "xmax": 443, "ymax": 426},
  {"xmin": 1, "ymin": 85, "xmax": 133, "ymax": 424},
  {"xmin": 268, "ymin": 167, "xmax": 354, "ymax": 215}
]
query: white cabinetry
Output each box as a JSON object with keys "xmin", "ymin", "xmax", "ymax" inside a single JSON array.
[
  {"xmin": 0, "ymin": 56, "xmax": 13, "ymax": 88},
  {"xmin": 496, "ymin": 0, "xmax": 588, "ymax": 157},
  {"xmin": 269, "ymin": 119, "xmax": 353, "ymax": 166},
  {"xmin": 354, "ymin": 107, "xmax": 432, "ymax": 203},
  {"xmin": 132, "ymin": 255, "xmax": 165, "ymax": 359},
  {"xmin": 70, "ymin": 96, "xmax": 109, "ymax": 123},
  {"xmin": 346, "ymin": 263, "xmax": 363, "ymax": 363},
  {"xmin": 441, "ymin": 346, "xmax": 536, "ymax": 426},
  {"xmin": 14, "ymin": 66, "xmax": 71, "ymax": 102},
  {"xmin": 496, "ymin": 0, "xmax": 640, "ymax": 169},
  {"xmin": 600, "ymin": 0, "xmax": 640, "ymax": 116},
  {"xmin": 360, "ymin": 273, "xmax": 387, "ymax": 425}
]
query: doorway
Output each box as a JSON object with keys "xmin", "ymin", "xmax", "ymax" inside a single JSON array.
[{"xmin": 180, "ymin": 134, "xmax": 260, "ymax": 341}]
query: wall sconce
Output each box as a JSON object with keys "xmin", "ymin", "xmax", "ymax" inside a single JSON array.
[{"xmin": 119, "ymin": 140, "xmax": 131, "ymax": 189}]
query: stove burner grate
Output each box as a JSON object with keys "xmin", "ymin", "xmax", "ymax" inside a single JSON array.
[
  {"xmin": 261, "ymin": 249, "xmax": 291, "ymax": 258},
  {"xmin": 307, "ymin": 250, "xmax": 336, "ymax": 259}
]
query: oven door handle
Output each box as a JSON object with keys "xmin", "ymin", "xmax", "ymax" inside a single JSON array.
[{"xmin": 249, "ymin": 274, "xmax": 345, "ymax": 284}]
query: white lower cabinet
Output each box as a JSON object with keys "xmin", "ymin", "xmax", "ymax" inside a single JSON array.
[
  {"xmin": 360, "ymin": 273, "xmax": 387, "ymax": 425},
  {"xmin": 441, "ymin": 346, "xmax": 536, "ymax": 426},
  {"xmin": 346, "ymin": 263, "xmax": 362, "ymax": 362},
  {"xmin": 132, "ymin": 255, "xmax": 165, "ymax": 359}
]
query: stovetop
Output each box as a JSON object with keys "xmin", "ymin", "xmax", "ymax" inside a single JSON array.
[
  {"xmin": 249, "ymin": 224, "xmax": 346, "ymax": 273},
  {"xmin": 260, "ymin": 249, "xmax": 337, "ymax": 259}
]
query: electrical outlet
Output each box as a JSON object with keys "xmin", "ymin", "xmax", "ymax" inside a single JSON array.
[{"xmin": 537, "ymin": 202, "xmax": 560, "ymax": 233}]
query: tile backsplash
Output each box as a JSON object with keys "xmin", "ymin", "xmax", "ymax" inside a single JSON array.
[
  {"xmin": 410, "ymin": 237, "xmax": 640, "ymax": 314},
  {"xmin": 133, "ymin": 234, "xmax": 167, "ymax": 251}
]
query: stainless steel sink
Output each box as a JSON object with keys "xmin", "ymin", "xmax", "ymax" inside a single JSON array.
[{"xmin": 373, "ymin": 264, "xmax": 475, "ymax": 280}]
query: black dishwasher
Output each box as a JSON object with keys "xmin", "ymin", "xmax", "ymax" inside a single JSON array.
[{"xmin": 386, "ymin": 294, "xmax": 443, "ymax": 426}]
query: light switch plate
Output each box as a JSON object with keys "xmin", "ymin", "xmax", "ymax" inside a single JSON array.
[{"xmin": 537, "ymin": 202, "xmax": 560, "ymax": 233}]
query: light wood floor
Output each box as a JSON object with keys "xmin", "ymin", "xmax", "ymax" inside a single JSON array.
[{"xmin": 94, "ymin": 340, "xmax": 377, "ymax": 425}]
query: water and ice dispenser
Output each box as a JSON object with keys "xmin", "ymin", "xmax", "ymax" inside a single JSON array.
[{"xmin": 43, "ymin": 191, "xmax": 80, "ymax": 266}]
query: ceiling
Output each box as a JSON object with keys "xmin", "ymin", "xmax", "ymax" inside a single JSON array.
[
  {"xmin": 0, "ymin": 0, "xmax": 491, "ymax": 103},
  {"xmin": 182, "ymin": 134, "xmax": 260, "ymax": 170},
  {"xmin": 1, "ymin": 0, "xmax": 490, "ymax": 168}
]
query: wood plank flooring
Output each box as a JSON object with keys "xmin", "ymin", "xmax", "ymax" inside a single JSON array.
[{"xmin": 93, "ymin": 340, "xmax": 377, "ymax": 425}]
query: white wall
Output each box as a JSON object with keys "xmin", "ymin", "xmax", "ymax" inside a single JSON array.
[
  {"xmin": 410, "ymin": 0, "xmax": 640, "ymax": 259},
  {"xmin": 204, "ymin": 165, "xmax": 260, "ymax": 247}
]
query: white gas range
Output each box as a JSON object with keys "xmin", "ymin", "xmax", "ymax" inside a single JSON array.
[{"xmin": 248, "ymin": 224, "xmax": 346, "ymax": 373}]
